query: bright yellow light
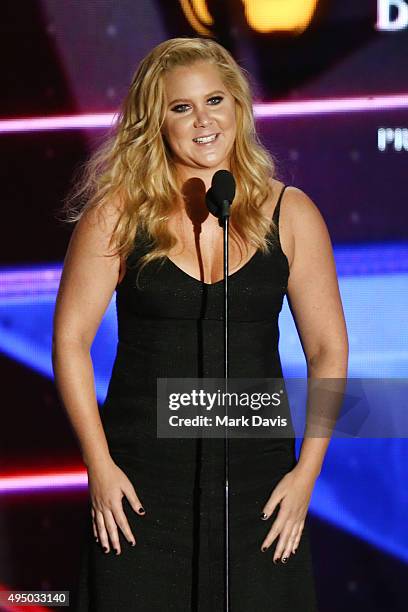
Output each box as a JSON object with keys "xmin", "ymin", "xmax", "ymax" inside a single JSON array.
[
  {"xmin": 242, "ymin": 0, "xmax": 318, "ymax": 33},
  {"xmin": 179, "ymin": 0, "xmax": 318, "ymax": 35},
  {"xmin": 179, "ymin": 0, "xmax": 214, "ymax": 36}
]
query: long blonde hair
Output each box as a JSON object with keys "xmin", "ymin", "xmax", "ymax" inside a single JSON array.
[{"xmin": 59, "ymin": 36, "xmax": 281, "ymax": 285}]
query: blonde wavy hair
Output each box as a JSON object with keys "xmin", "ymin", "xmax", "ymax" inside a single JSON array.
[{"xmin": 59, "ymin": 36, "xmax": 281, "ymax": 286}]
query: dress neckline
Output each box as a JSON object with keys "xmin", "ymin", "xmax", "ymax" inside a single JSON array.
[{"xmin": 165, "ymin": 248, "xmax": 263, "ymax": 287}]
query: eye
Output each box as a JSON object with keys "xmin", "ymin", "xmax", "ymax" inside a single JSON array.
[
  {"xmin": 171, "ymin": 104, "xmax": 189, "ymax": 113},
  {"xmin": 208, "ymin": 95, "xmax": 223, "ymax": 105},
  {"xmin": 171, "ymin": 95, "xmax": 224, "ymax": 113}
]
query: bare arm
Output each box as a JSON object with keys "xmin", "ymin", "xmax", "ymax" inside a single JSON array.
[
  {"xmin": 52, "ymin": 201, "xmax": 122, "ymax": 468},
  {"xmin": 283, "ymin": 187, "xmax": 349, "ymax": 477},
  {"xmin": 260, "ymin": 186, "xmax": 349, "ymax": 562},
  {"xmin": 52, "ymin": 200, "xmax": 145, "ymax": 555}
]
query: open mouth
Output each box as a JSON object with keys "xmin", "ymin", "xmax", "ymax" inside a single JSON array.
[{"xmin": 192, "ymin": 133, "xmax": 220, "ymax": 145}]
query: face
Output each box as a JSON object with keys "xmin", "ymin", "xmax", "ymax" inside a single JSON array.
[{"xmin": 161, "ymin": 61, "xmax": 237, "ymax": 187}]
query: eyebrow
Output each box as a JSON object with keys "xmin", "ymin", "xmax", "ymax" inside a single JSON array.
[{"xmin": 168, "ymin": 90, "xmax": 226, "ymax": 106}]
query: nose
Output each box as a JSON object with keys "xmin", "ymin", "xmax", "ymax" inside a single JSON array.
[{"xmin": 193, "ymin": 108, "xmax": 213, "ymax": 128}]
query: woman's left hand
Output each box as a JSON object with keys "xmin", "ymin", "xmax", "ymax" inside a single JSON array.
[{"xmin": 260, "ymin": 465, "xmax": 318, "ymax": 563}]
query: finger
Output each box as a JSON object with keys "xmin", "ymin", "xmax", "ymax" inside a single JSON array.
[
  {"xmin": 260, "ymin": 493, "xmax": 282, "ymax": 520},
  {"xmin": 125, "ymin": 489, "xmax": 146, "ymax": 516},
  {"xmin": 261, "ymin": 514, "xmax": 285, "ymax": 552},
  {"xmin": 113, "ymin": 504, "xmax": 137, "ymax": 547},
  {"xmin": 279, "ymin": 523, "xmax": 300, "ymax": 564},
  {"xmin": 95, "ymin": 509, "xmax": 110, "ymax": 553},
  {"xmin": 92, "ymin": 517, "xmax": 99, "ymax": 541},
  {"xmin": 91, "ymin": 507, "xmax": 98, "ymax": 541},
  {"xmin": 103, "ymin": 509, "xmax": 121, "ymax": 555},
  {"xmin": 292, "ymin": 520, "xmax": 305, "ymax": 554},
  {"xmin": 272, "ymin": 522, "xmax": 296, "ymax": 564}
]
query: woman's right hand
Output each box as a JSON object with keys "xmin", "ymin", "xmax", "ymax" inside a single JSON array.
[{"xmin": 87, "ymin": 457, "xmax": 146, "ymax": 555}]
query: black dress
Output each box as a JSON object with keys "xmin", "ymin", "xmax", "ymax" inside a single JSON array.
[{"xmin": 73, "ymin": 184, "xmax": 318, "ymax": 611}]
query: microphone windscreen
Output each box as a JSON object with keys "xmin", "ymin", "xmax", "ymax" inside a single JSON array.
[{"xmin": 211, "ymin": 170, "xmax": 236, "ymax": 205}]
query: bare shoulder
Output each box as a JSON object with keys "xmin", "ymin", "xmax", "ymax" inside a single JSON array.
[
  {"xmin": 75, "ymin": 194, "xmax": 127, "ymax": 280},
  {"xmin": 268, "ymin": 180, "xmax": 329, "ymax": 270},
  {"xmin": 79, "ymin": 194, "xmax": 124, "ymax": 242},
  {"xmin": 62, "ymin": 195, "xmax": 126, "ymax": 291},
  {"xmin": 283, "ymin": 186, "xmax": 332, "ymax": 257},
  {"xmin": 53, "ymin": 195, "xmax": 127, "ymax": 347},
  {"xmin": 282, "ymin": 185, "xmax": 323, "ymax": 221}
]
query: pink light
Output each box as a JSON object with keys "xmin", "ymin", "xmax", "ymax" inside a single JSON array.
[
  {"xmin": 0, "ymin": 469, "xmax": 88, "ymax": 493},
  {"xmin": 0, "ymin": 112, "xmax": 119, "ymax": 133},
  {"xmin": 0, "ymin": 94, "xmax": 407, "ymax": 133},
  {"xmin": 255, "ymin": 93, "xmax": 408, "ymax": 117}
]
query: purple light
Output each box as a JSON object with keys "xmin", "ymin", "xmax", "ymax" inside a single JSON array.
[
  {"xmin": 0, "ymin": 94, "xmax": 407, "ymax": 133},
  {"xmin": 0, "ymin": 266, "xmax": 62, "ymax": 300}
]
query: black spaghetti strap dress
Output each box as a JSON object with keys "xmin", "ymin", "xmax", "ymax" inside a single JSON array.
[{"xmin": 73, "ymin": 184, "xmax": 318, "ymax": 611}]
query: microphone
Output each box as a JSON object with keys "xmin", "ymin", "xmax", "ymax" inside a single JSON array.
[
  {"xmin": 205, "ymin": 169, "xmax": 236, "ymax": 612},
  {"xmin": 205, "ymin": 170, "xmax": 236, "ymax": 223}
]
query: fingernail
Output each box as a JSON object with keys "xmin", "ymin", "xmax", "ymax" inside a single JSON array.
[
  {"xmin": 139, "ymin": 507, "xmax": 145, "ymax": 514},
  {"xmin": 261, "ymin": 546, "xmax": 267, "ymax": 552},
  {"xmin": 282, "ymin": 557, "xmax": 288, "ymax": 563},
  {"xmin": 103, "ymin": 547, "xmax": 108, "ymax": 553},
  {"xmin": 293, "ymin": 548, "xmax": 297, "ymax": 554},
  {"xmin": 115, "ymin": 549, "xmax": 120, "ymax": 555},
  {"xmin": 260, "ymin": 512, "xmax": 267, "ymax": 520},
  {"xmin": 273, "ymin": 558, "xmax": 279, "ymax": 564},
  {"xmin": 131, "ymin": 541, "xmax": 136, "ymax": 547}
]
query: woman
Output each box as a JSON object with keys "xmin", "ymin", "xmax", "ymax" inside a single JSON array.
[{"xmin": 53, "ymin": 37, "xmax": 348, "ymax": 611}]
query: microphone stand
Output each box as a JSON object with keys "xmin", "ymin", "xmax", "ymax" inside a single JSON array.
[
  {"xmin": 220, "ymin": 199, "xmax": 230, "ymax": 612},
  {"xmin": 206, "ymin": 172, "xmax": 235, "ymax": 612}
]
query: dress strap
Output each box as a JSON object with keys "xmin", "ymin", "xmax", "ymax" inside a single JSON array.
[{"xmin": 272, "ymin": 184, "xmax": 287, "ymax": 240}]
